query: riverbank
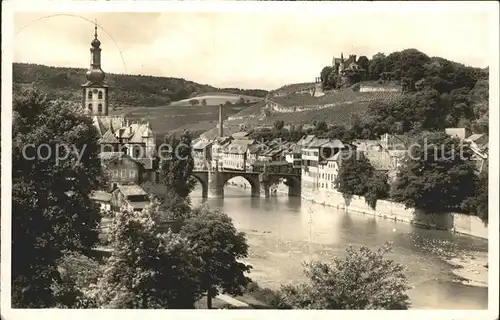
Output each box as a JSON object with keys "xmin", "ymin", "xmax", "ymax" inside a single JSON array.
[
  {"xmin": 225, "ymin": 179, "xmax": 489, "ymax": 290},
  {"xmin": 230, "ymin": 177, "xmax": 488, "ymax": 240}
]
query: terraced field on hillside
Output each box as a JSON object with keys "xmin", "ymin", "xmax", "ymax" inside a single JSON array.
[{"xmin": 227, "ymin": 90, "xmax": 402, "ymax": 125}]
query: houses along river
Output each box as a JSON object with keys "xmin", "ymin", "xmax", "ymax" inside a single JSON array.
[{"xmin": 191, "ymin": 184, "xmax": 488, "ymax": 309}]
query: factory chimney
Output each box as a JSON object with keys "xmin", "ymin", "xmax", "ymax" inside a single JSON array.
[{"xmin": 218, "ymin": 104, "xmax": 224, "ymax": 137}]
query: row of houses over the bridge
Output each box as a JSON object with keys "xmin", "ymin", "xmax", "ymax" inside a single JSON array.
[
  {"xmin": 193, "ymin": 126, "xmax": 489, "ymax": 194},
  {"xmin": 192, "ymin": 131, "xmax": 298, "ymax": 174}
]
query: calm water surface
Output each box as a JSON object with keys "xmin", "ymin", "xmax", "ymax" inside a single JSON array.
[{"xmin": 191, "ymin": 185, "xmax": 488, "ymax": 309}]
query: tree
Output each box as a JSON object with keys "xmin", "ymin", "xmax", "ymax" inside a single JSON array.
[
  {"xmin": 201, "ymin": 99, "xmax": 207, "ymax": 106},
  {"xmin": 278, "ymin": 243, "xmax": 411, "ymax": 309},
  {"xmin": 391, "ymin": 132, "xmax": 477, "ymax": 213},
  {"xmin": 273, "ymin": 120, "xmax": 285, "ymax": 131},
  {"xmin": 326, "ymin": 125, "xmax": 348, "ymax": 140},
  {"xmin": 159, "ymin": 131, "xmax": 196, "ymax": 199},
  {"xmin": 335, "ymin": 151, "xmax": 374, "ymax": 197},
  {"xmin": 320, "ymin": 66, "xmax": 334, "ymax": 86},
  {"xmin": 52, "ymin": 253, "xmax": 102, "ymax": 308},
  {"xmin": 463, "ymin": 162, "xmax": 488, "ymax": 224},
  {"xmin": 189, "ymin": 99, "xmax": 200, "ymax": 106},
  {"xmin": 368, "ymin": 53, "xmax": 387, "ymax": 80},
  {"xmin": 92, "ymin": 205, "xmax": 204, "ymax": 308},
  {"xmin": 314, "ymin": 121, "xmax": 328, "ymax": 133},
  {"xmin": 364, "ymin": 172, "xmax": 390, "ymax": 210},
  {"xmin": 12, "ymin": 89, "xmax": 103, "ymax": 307},
  {"xmin": 180, "ymin": 205, "xmax": 252, "ymax": 309},
  {"xmin": 356, "ymin": 56, "xmax": 370, "ymax": 76}
]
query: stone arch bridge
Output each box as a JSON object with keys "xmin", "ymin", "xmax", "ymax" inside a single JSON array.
[{"xmin": 192, "ymin": 170, "xmax": 301, "ymax": 198}]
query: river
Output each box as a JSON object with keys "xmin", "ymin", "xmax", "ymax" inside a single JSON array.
[{"xmin": 191, "ymin": 184, "xmax": 488, "ymax": 310}]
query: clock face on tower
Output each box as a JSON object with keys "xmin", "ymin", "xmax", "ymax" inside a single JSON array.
[{"xmin": 93, "ymin": 89, "xmax": 98, "ymax": 93}]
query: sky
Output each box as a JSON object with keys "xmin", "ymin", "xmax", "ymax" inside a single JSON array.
[{"xmin": 11, "ymin": 3, "xmax": 497, "ymax": 90}]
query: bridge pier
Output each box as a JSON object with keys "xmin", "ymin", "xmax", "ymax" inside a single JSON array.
[{"xmin": 208, "ymin": 170, "xmax": 224, "ymax": 198}]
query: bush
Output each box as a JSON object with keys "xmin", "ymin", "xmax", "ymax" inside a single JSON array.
[{"xmin": 277, "ymin": 243, "xmax": 411, "ymax": 309}]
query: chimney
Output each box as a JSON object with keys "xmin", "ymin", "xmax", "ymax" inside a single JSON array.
[{"xmin": 218, "ymin": 104, "xmax": 224, "ymax": 137}]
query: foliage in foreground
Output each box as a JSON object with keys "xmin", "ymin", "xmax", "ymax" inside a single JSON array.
[
  {"xmin": 180, "ymin": 204, "xmax": 252, "ymax": 309},
  {"xmin": 277, "ymin": 243, "xmax": 411, "ymax": 310},
  {"xmin": 12, "ymin": 89, "xmax": 103, "ymax": 308},
  {"xmin": 89, "ymin": 205, "xmax": 204, "ymax": 308}
]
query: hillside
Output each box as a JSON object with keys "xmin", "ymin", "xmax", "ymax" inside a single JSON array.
[
  {"xmin": 12, "ymin": 63, "xmax": 268, "ymax": 109},
  {"xmin": 200, "ymin": 48, "xmax": 489, "ymax": 139},
  {"xmin": 206, "ymin": 89, "xmax": 399, "ymax": 137}
]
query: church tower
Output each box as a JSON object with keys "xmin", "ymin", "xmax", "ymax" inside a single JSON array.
[{"xmin": 82, "ymin": 21, "xmax": 109, "ymax": 116}]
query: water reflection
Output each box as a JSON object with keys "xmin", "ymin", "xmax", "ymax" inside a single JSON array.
[{"xmin": 191, "ymin": 185, "xmax": 488, "ymax": 309}]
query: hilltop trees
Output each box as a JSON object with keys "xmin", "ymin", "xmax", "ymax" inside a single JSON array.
[
  {"xmin": 277, "ymin": 243, "xmax": 411, "ymax": 309},
  {"xmin": 12, "ymin": 89, "xmax": 103, "ymax": 307}
]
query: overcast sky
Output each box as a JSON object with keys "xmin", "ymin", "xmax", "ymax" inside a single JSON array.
[{"xmin": 12, "ymin": 4, "xmax": 496, "ymax": 90}]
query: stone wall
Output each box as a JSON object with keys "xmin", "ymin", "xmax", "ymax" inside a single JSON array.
[
  {"xmin": 453, "ymin": 213, "xmax": 489, "ymax": 239},
  {"xmin": 301, "ymin": 188, "xmax": 487, "ymax": 239},
  {"xmin": 359, "ymin": 85, "xmax": 401, "ymax": 93}
]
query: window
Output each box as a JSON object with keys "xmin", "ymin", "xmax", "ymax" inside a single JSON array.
[
  {"xmin": 88, "ymin": 103, "xmax": 92, "ymax": 111},
  {"xmin": 98, "ymin": 104, "xmax": 103, "ymax": 112},
  {"xmin": 103, "ymin": 145, "xmax": 113, "ymax": 152},
  {"xmin": 98, "ymin": 91, "xmax": 103, "ymax": 99},
  {"xmin": 88, "ymin": 91, "xmax": 92, "ymax": 99},
  {"xmin": 134, "ymin": 147, "xmax": 141, "ymax": 158},
  {"xmin": 121, "ymin": 169, "xmax": 127, "ymax": 178}
]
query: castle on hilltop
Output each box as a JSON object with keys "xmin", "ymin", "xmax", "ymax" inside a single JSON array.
[
  {"xmin": 82, "ymin": 23, "xmax": 157, "ymax": 189},
  {"xmin": 331, "ymin": 53, "xmax": 363, "ymax": 76}
]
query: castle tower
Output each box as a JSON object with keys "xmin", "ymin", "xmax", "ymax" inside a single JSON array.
[{"xmin": 82, "ymin": 20, "xmax": 109, "ymax": 116}]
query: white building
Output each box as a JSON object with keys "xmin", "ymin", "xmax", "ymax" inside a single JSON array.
[{"xmin": 222, "ymin": 139, "xmax": 255, "ymax": 171}]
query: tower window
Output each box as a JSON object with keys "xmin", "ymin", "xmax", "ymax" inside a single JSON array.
[
  {"xmin": 88, "ymin": 91, "xmax": 92, "ymax": 99},
  {"xmin": 98, "ymin": 104, "xmax": 103, "ymax": 112},
  {"xmin": 98, "ymin": 91, "xmax": 103, "ymax": 99}
]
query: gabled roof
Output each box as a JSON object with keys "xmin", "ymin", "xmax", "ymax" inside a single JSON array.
[
  {"xmin": 223, "ymin": 139, "xmax": 255, "ymax": 154},
  {"xmin": 297, "ymin": 135, "xmax": 316, "ymax": 146},
  {"xmin": 321, "ymin": 139, "xmax": 345, "ymax": 149},
  {"xmin": 232, "ymin": 131, "xmax": 250, "ymax": 139},
  {"xmin": 93, "ymin": 116, "xmax": 126, "ymax": 137},
  {"xmin": 100, "ymin": 129, "xmax": 119, "ymax": 144},
  {"xmin": 247, "ymin": 144, "xmax": 264, "ymax": 154},
  {"xmin": 90, "ymin": 190, "xmax": 112, "ymax": 202},
  {"xmin": 305, "ymin": 137, "xmax": 330, "ymax": 148},
  {"xmin": 193, "ymin": 139, "xmax": 213, "ymax": 150},
  {"xmin": 117, "ymin": 184, "xmax": 148, "ymax": 197},
  {"xmin": 466, "ymin": 133, "xmax": 486, "ymax": 142},
  {"xmin": 445, "ymin": 128, "xmax": 470, "ymax": 140}
]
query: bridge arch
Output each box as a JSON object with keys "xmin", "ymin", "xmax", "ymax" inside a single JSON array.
[
  {"xmin": 266, "ymin": 174, "xmax": 302, "ymax": 197},
  {"xmin": 220, "ymin": 172, "xmax": 261, "ymax": 198},
  {"xmin": 191, "ymin": 171, "xmax": 209, "ymax": 198}
]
